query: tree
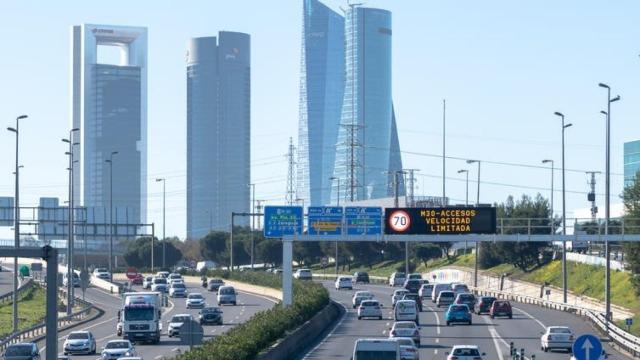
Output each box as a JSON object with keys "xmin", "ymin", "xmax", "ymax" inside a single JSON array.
[
  {"xmin": 123, "ymin": 237, "xmax": 182, "ymax": 269},
  {"xmin": 622, "ymin": 176, "xmax": 640, "ymax": 294},
  {"xmin": 256, "ymin": 239, "xmax": 282, "ymax": 267},
  {"xmin": 175, "ymin": 239, "xmax": 203, "ymax": 262},
  {"xmin": 414, "ymin": 243, "xmax": 442, "ymax": 268},
  {"xmin": 199, "ymin": 231, "xmax": 229, "ymax": 266}
]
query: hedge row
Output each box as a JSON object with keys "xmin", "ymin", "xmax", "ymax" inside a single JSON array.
[{"xmin": 175, "ymin": 273, "xmax": 329, "ymax": 360}]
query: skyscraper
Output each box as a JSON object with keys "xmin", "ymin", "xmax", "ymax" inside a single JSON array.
[
  {"xmin": 297, "ymin": 0, "xmax": 345, "ymax": 207},
  {"xmin": 333, "ymin": 6, "xmax": 404, "ymax": 202},
  {"xmin": 186, "ymin": 33, "xmax": 250, "ymax": 240},
  {"xmin": 71, "ymin": 24, "xmax": 148, "ymax": 231},
  {"xmin": 624, "ymin": 140, "xmax": 640, "ymax": 188}
]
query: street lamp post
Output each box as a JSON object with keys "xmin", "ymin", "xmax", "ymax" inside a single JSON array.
[
  {"xmin": 466, "ymin": 160, "xmax": 480, "ymax": 287},
  {"xmin": 7, "ymin": 114, "xmax": 27, "ymax": 333},
  {"xmin": 155, "ymin": 178, "xmax": 166, "ymax": 269},
  {"xmin": 63, "ymin": 128, "xmax": 79, "ymax": 315},
  {"xmin": 330, "ymin": 177, "xmax": 340, "ymax": 275},
  {"xmin": 105, "ymin": 151, "xmax": 118, "ymax": 281},
  {"xmin": 542, "ymin": 159, "xmax": 555, "ymax": 235},
  {"xmin": 458, "ymin": 169, "xmax": 469, "ymax": 253},
  {"xmin": 248, "ymin": 183, "xmax": 256, "ymax": 269},
  {"xmin": 599, "ymin": 82, "xmax": 621, "ymax": 327},
  {"xmin": 555, "ymin": 111, "xmax": 572, "ymax": 304}
]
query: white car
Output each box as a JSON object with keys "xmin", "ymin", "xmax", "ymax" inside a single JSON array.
[
  {"xmin": 394, "ymin": 337, "xmax": 420, "ymax": 360},
  {"xmin": 100, "ymin": 340, "xmax": 136, "ymax": 360},
  {"xmin": 167, "ymin": 314, "xmax": 193, "ymax": 337},
  {"xmin": 418, "ymin": 284, "xmax": 433, "ymax": 300},
  {"xmin": 357, "ymin": 299, "xmax": 383, "ymax": 320},
  {"xmin": 352, "ymin": 339, "xmax": 400, "ymax": 360},
  {"xmin": 392, "ymin": 289, "xmax": 409, "ymax": 307},
  {"xmin": 155, "ymin": 271, "xmax": 170, "ymax": 278},
  {"xmin": 540, "ymin": 326, "xmax": 574, "ymax": 352},
  {"xmin": 335, "ymin": 276, "xmax": 353, "ymax": 290},
  {"xmin": 186, "ymin": 293, "xmax": 206, "ymax": 309},
  {"xmin": 389, "ymin": 272, "xmax": 406, "ymax": 287},
  {"xmin": 394, "ymin": 300, "xmax": 419, "ymax": 325},
  {"xmin": 169, "ymin": 278, "xmax": 184, "ymax": 286},
  {"xmin": 93, "ymin": 268, "xmax": 110, "ymax": 280},
  {"xmin": 63, "ymin": 331, "xmax": 96, "ymax": 355},
  {"xmin": 217, "ymin": 286, "xmax": 237, "ymax": 305},
  {"xmin": 169, "ymin": 282, "xmax": 187, "ymax": 298},
  {"xmin": 150, "ymin": 277, "xmax": 168, "ymax": 293},
  {"xmin": 142, "ymin": 276, "xmax": 153, "ymax": 289},
  {"xmin": 389, "ymin": 321, "xmax": 420, "ymax": 346},
  {"xmin": 167, "ymin": 273, "xmax": 182, "ymax": 282},
  {"xmin": 446, "ymin": 345, "xmax": 485, "ymax": 360},
  {"xmin": 293, "ymin": 269, "xmax": 312, "ymax": 280},
  {"xmin": 352, "ymin": 291, "xmax": 374, "ymax": 308},
  {"xmin": 451, "ymin": 283, "xmax": 470, "ymax": 295}
]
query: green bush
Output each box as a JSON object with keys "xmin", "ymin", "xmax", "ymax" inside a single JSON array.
[{"xmin": 175, "ymin": 273, "xmax": 329, "ymax": 360}]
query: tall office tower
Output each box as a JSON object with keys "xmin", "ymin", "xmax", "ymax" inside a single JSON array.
[
  {"xmin": 71, "ymin": 24, "xmax": 148, "ymax": 233},
  {"xmin": 186, "ymin": 32, "xmax": 251, "ymax": 239},
  {"xmin": 624, "ymin": 140, "xmax": 640, "ymax": 188},
  {"xmin": 333, "ymin": 6, "xmax": 404, "ymax": 202},
  {"xmin": 297, "ymin": 0, "xmax": 345, "ymax": 207}
]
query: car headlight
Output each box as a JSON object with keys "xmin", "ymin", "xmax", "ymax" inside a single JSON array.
[{"xmin": 125, "ymin": 351, "xmax": 133, "ymax": 356}]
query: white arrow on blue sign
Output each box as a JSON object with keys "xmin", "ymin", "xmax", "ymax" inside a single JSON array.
[{"xmin": 572, "ymin": 334, "xmax": 602, "ymax": 360}]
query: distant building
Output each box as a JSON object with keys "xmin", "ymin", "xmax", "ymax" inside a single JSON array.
[
  {"xmin": 297, "ymin": 0, "xmax": 345, "ymax": 207},
  {"xmin": 332, "ymin": 5, "xmax": 404, "ymax": 203},
  {"xmin": 624, "ymin": 140, "xmax": 640, "ymax": 188},
  {"xmin": 186, "ymin": 33, "xmax": 251, "ymax": 239},
  {"xmin": 71, "ymin": 24, "xmax": 148, "ymax": 236}
]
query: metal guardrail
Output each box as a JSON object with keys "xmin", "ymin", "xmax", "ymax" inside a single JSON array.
[
  {"xmin": 0, "ymin": 282, "xmax": 96, "ymax": 352},
  {"xmin": 471, "ymin": 286, "xmax": 640, "ymax": 357},
  {"xmin": 0, "ymin": 277, "xmax": 34, "ymax": 306}
]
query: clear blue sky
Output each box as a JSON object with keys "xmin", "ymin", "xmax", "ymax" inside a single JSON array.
[{"xmin": 1, "ymin": 0, "xmax": 639, "ymax": 239}]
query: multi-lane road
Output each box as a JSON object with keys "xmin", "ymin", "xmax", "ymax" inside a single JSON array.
[
  {"xmin": 33, "ymin": 278, "xmax": 275, "ymax": 359},
  {"xmin": 303, "ymin": 281, "xmax": 631, "ymax": 359},
  {"xmin": 0, "ymin": 266, "xmax": 15, "ymax": 296}
]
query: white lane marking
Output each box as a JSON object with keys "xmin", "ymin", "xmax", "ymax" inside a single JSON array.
[
  {"xmin": 513, "ymin": 306, "xmax": 546, "ymax": 329},
  {"xmin": 427, "ymin": 306, "xmax": 441, "ymax": 335},
  {"xmin": 302, "ymin": 301, "xmax": 349, "ymax": 358},
  {"xmin": 434, "ymin": 349, "xmax": 438, "ymax": 354},
  {"xmin": 154, "ymin": 356, "xmax": 163, "ymax": 359},
  {"xmin": 95, "ymin": 333, "xmax": 117, "ymax": 343},
  {"xmin": 488, "ymin": 327, "xmax": 507, "ymax": 360},
  {"xmin": 435, "ymin": 338, "xmax": 439, "ymax": 343},
  {"xmin": 236, "ymin": 290, "xmax": 278, "ymax": 304}
]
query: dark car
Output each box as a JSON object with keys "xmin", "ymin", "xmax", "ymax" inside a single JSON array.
[
  {"xmin": 353, "ymin": 272, "xmax": 370, "ymax": 284},
  {"xmin": 199, "ymin": 307, "xmax": 223, "ymax": 325},
  {"xmin": 3, "ymin": 343, "xmax": 40, "ymax": 360},
  {"xmin": 454, "ymin": 293, "xmax": 476, "ymax": 309},
  {"xmin": 474, "ymin": 296, "xmax": 496, "ymax": 315},
  {"xmin": 207, "ymin": 278, "xmax": 225, "ymax": 292},
  {"xmin": 402, "ymin": 293, "xmax": 423, "ymax": 312},
  {"xmin": 490, "ymin": 300, "xmax": 513, "ymax": 319},
  {"xmin": 404, "ymin": 279, "xmax": 422, "ymax": 293}
]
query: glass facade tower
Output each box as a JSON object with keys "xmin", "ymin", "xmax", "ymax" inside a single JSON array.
[
  {"xmin": 186, "ymin": 33, "xmax": 250, "ymax": 240},
  {"xmin": 297, "ymin": 0, "xmax": 345, "ymax": 207},
  {"xmin": 625, "ymin": 140, "xmax": 640, "ymax": 188},
  {"xmin": 71, "ymin": 24, "xmax": 148, "ymax": 234},
  {"xmin": 333, "ymin": 6, "xmax": 404, "ymax": 202}
]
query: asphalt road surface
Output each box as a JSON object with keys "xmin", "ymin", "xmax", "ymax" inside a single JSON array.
[
  {"xmin": 302, "ymin": 281, "xmax": 631, "ymax": 360},
  {"xmin": 35, "ymin": 278, "xmax": 276, "ymax": 359}
]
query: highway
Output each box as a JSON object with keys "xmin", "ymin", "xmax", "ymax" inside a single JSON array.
[
  {"xmin": 303, "ymin": 281, "xmax": 632, "ymax": 360},
  {"xmin": 33, "ymin": 278, "xmax": 276, "ymax": 359},
  {"xmin": 0, "ymin": 265, "xmax": 15, "ymax": 296}
]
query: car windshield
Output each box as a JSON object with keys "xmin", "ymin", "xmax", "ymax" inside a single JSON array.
[
  {"xmin": 361, "ymin": 301, "xmax": 378, "ymax": 307},
  {"xmin": 105, "ymin": 341, "xmax": 129, "ymax": 349},
  {"xmin": 550, "ymin": 327, "xmax": 571, "ymax": 334},
  {"xmin": 189, "ymin": 294, "xmax": 203, "ymax": 299},
  {"xmin": 355, "ymin": 350, "xmax": 397, "ymax": 360},
  {"xmin": 408, "ymin": 274, "xmax": 421, "ymax": 279},
  {"xmin": 459, "ymin": 294, "xmax": 474, "ymax": 300},
  {"xmin": 154, "ymin": 278, "xmax": 167, "ymax": 284},
  {"xmin": 5, "ymin": 345, "xmax": 33, "ymax": 356},
  {"xmin": 450, "ymin": 305, "xmax": 468, "ymax": 312},
  {"xmin": 68, "ymin": 332, "xmax": 89, "ymax": 340},
  {"xmin": 453, "ymin": 348, "xmax": 480, "ymax": 356},
  {"xmin": 483, "ymin": 297, "xmax": 496, "ymax": 303},
  {"xmin": 172, "ymin": 283, "xmax": 185, "ymax": 289},
  {"xmin": 202, "ymin": 307, "xmax": 220, "ymax": 313},
  {"xmin": 171, "ymin": 316, "xmax": 190, "ymax": 322},
  {"xmin": 210, "ymin": 279, "xmax": 223, "ymax": 283},
  {"xmin": 495, "ymin": 301, "xmax": 508, "ymax": 306},
  {"xmin": 356, "ymin": 292, "xmax": 372, "ymax": 297},
  {"xmin": 125, "ymin": 307, "xmax": 154, "ymax": 321},
  {"xmin": 394, "ymin": 273, "xmax": 405, "ymax": 278},
  {"xmin": 440, "ymin": 292, "xmax": 454, "ymax": 298},
  {"xmin": 96, "ymin": 268, "xmax": 107, "ymax": 273},
  {"xmin": 220, "ymin": 288, "xmax": 234, "ymax": 295},
  {"xmin": 395, "ymin": 322, "xmax": 416, "ymax": 329}
]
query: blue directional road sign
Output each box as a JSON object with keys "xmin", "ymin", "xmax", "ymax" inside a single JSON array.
[
  {"xmin": 308, "ymin": 207, "xmax": 343, "ymax": 236},
  {"xmin": 572, "ymin": 334, "xmax": 603, "ymax": 360},
  {"xmin": 345, "ymin": 207, "xmax": 382, "ymax": 235},
  {"xmin": 264, "ymin": 206, "xmax": 303, "ymax": 238}
]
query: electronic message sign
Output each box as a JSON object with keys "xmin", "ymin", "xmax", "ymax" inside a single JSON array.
[
  {"xmin": 308, "ymin": 207, "xmax": 343, "ymax": 236},
  {"xmin": 384, "ymin": 207, "xmax": 496, "ymax": 235}
]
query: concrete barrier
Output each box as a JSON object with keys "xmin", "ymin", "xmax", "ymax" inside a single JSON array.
[{"xmin": 256, "ymin": 300, "xmax": 344, "ymax": 360}]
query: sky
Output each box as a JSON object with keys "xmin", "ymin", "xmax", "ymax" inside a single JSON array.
[{"xmin": 0, "ymin": 0, "xmax": 639, "ymax": 240}]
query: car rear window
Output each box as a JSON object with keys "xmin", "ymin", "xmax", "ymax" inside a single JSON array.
[
  {"xmin": 5, "ymin": 345, "xmax": 33, "ymax": 356},
  {"xmin": 450, "ymin": 305, "xmax": 468, "ymax": 312},
  {"xmin": 454, "ymin": 348, "xmax": 480, "ymax": 356},
  {"xmin": 550, "ymin": 328, "xmax": 571, "ymax": 334},
  {"xmin": 395, "ymin": 322, "xmax": 416, "ymax": 329},
  {"xmin": 440, "ymin": 292, "xmax": 454, "ymax": 298},
  {"xmin": 68, "ymin": 332, "xmax": 89, "ymax": 339}
]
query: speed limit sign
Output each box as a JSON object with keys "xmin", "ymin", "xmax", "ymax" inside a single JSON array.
[{"xmin": 388, "ymin": 210, "xmax": 411, "ymax": 233}]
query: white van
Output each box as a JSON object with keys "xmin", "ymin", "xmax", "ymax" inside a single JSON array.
[
  {"xmin": 431, "ymin": 283, "xmax": 452, "ymax": 303},
  {"xmin": 352, "ymin": 338, "xmax": 400, "ymax": 360},
  {"xmin": 394, "ymin": 300, "xmax": 419, "ymax": 325}
]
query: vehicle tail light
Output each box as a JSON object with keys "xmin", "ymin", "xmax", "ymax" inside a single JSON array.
[
  {"xmin": 450, "ymin": 357, "xmax": 458, "ymax": 360},
  {"xmin": 390, "ymin": 330, "xmax": 396, "ymax": 336},
  {"xmin": 406, "ymin": 348, "xmax": 416, "ymax": 352},
  {"xmin": 548, "ymin": 335, "xmax": 554, "ymax": 341},
  {"xmin": 569, "ymin": 335, "xmax": 574, "ymax": 340}
]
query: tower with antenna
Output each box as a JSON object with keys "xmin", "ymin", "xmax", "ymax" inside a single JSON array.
[
  {"xmin": 586, "ymin": 171, "xmax": 600, "ymax": 220},
  {"xmin": 286, "ymin": 138, "xmax": 296, "ymax": 205},
  {"xmin": 405, "ymin": 169, "xmax": 419, "ymax": 207}
]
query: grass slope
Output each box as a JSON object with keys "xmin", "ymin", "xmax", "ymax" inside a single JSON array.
[{"xmin": 0, "ymin": 285, "xmax": 46, "ymax": 338}]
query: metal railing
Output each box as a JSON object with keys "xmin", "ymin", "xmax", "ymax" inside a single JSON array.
[
  {"xmin": 0, "ymin": 277, "xmax": 34, "ymax": 306},
  {"xmin": 0, "ymin": 282, "xmax": 97, "ymax": 352},
  {"xmin": 471, "ymin": 286, "xmax": 640, "ymax": 357}
]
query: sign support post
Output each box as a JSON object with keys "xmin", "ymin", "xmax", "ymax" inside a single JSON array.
[{"xmin": 283, "ymin": 236, "xmax": 293, "ymax": 307}]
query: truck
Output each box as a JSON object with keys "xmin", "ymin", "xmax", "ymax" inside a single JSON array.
[{"xmin": 118, "ymin": 292, "xmax": 162, "ymax": 344}]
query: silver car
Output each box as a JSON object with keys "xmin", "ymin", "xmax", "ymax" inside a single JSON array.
[
  {"xmin": 100, "ymin": 340, "xmax": 135, "ymax": 360},
  {"xmin": 63, "ymin": 331, "xmax": 96, "ymax": 355}
]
